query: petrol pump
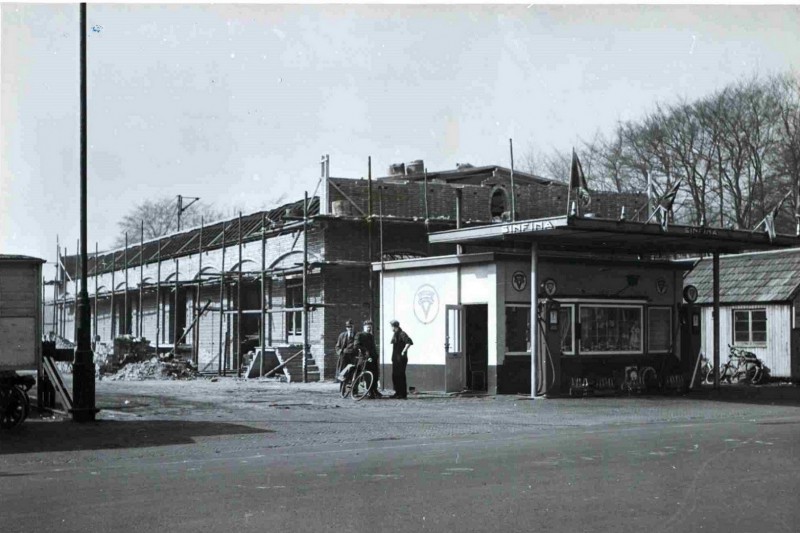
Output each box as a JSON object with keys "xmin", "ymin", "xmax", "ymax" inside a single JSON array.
[
  {"xmin": 679, "ymin": 284, "xmax": 702, "ymax": 377},
  {"xmin": 537, "ymin": 298, "xmax": 564, "ymax": 397}
]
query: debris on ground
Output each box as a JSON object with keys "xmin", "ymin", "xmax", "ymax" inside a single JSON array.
[{"xmin": 110, "ymin": 357, "xmax": 198, "ymax": 381}]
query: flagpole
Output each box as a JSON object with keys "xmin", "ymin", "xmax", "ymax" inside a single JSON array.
[
  {"xmin": 509, "ymin": 138, "xmax": 517, "ymax": 222},
  {"xmin": 566, "ymin": 148, "xmax": 574, "ymax": 216}
]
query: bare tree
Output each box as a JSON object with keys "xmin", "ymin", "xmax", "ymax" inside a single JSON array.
[{"xmin": 113, "ymin": 197, "xmax": 223, "ymax": 248}]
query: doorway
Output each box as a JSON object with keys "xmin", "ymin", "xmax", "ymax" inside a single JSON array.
[{"xmin": 465, "ymin": 304, "xmax": 488, "ymax": 391}]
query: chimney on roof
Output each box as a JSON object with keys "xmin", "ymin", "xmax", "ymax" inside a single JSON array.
[
  {"xmin": 388, "ymin": 163, "xmax": 406, "ymax": 176},
  {"xmin": 456, "ymin": 162, "xmax": 474, "ymax": 170},
  {"xmin": 406, "ymin": 160, "xmax": 424, "ymax": 175}
]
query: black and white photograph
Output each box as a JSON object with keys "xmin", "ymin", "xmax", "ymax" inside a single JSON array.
[{"xmin": 1, "ymin": 2, "xmax": 800, "ymax": 531}]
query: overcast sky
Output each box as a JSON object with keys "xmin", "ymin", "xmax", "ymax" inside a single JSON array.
[{"xmin": 2, "ymin": 3, "xmax": 800, "ymax": 263}]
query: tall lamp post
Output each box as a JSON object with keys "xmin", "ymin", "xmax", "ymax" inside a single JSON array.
[
  {"xmin": 72, "ymin": 2, "xmax": 97, "ymax": 422},
  {"xmin": 177, "ymin": 195, "xmax": 200, "ymax": 232}
]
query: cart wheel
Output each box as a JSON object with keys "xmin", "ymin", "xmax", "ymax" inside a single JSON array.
[
  {"xmin": 0, "ymin": 386, "xmax": 28, "ymax": 429},
  {"xmin": 352, "ymin": 371, "xmax": 374, "ymax": 401}
]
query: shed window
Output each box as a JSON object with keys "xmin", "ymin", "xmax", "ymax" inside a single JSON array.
[
  {"xmin": 733, "ymin": 309, "xmax": 766, "ymax": 345},
  {"xmin": 579, "ymin": 305, "xmax": 643, "ymax": 354}
]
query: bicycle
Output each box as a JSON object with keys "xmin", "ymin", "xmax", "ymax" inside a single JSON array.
[
  {"xmin": 701, "ymin": 346, "xmax": 767, "ymax": 385},
  {"xmin": 337, "ymin": 350, "xmax": 374, "ymax": 401}
]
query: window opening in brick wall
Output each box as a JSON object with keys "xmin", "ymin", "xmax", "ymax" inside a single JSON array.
[
  {"xmin": 286, "ymin": 280, "xmax": 303, "ymax": 342},
  {"xmin": 490, "ymin": 188, "xmax": 510, "ymax": 222}
]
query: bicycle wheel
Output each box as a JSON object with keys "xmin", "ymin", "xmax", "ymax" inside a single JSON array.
[
  {"xmin": 351, "ymin": 371, "xmax": 374, "ymax": 401},
  {"xmin": 741, "ymin": 361, "xmax": 760, "ymax": 384},
  {"xmin": 339, "ymin": 379, "xmax": 350, "ymax": 398},
  {"xmin": 702, "ymin": 366, "xmax": 715, "ymax": 385},
  {"xmin": 750, "ymin": 365, "xmax": 764, "ymax": 385}
]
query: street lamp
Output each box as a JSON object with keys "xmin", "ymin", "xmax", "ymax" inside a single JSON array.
[
  {"xmin": 177, "ymin": 195, "xmax": 200, "ymax": 232},
  {"xmin": 72, "ymin": 2, "xmax": 97, "ymax": 422}
]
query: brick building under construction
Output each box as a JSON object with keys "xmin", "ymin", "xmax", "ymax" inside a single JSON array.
[{"xmin": 44, "ymin": 162, "xmax": 645, "ymax": 382}]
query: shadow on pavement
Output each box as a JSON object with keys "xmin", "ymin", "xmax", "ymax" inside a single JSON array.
[
  {"xmin": 682, "ymin": 385, "xmax": 800, "ymax": 407},
  {"xmin": 0, "ymin": 419, "xmax": 273, "ymax": 455}
]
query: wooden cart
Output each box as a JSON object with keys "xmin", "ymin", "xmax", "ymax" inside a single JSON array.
[{"xmin": 0, "ymin": 255, "xmax": 44, "ymax": 428}]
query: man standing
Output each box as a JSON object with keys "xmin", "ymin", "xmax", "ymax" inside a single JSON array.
[
  {"xmin": 355, "ymin": 319, "xmax": 382, "ymax": 399},
  {"xmin": 335, "ymin": 320, "xmax": 357, "ymax": 380},
  {"xmin": 389, "ymin": 320, "xmax": 413, "ymax": 399}
]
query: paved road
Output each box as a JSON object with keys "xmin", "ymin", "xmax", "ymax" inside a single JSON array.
[{"xmin": 2, "ymin": 411, "xmax": 798, "ymax": 533}]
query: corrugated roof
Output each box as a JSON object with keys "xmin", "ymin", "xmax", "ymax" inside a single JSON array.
[
  {"xmin": 62, "ymin": 197, "xmax": 319, "ymax": 278},
  {"xmin": 685, "ymin": 247, "xmax": 800, "ymax": 304}
]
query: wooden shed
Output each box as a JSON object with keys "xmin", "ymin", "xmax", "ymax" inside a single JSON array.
[
  {"xmin": 0, "ymin": 255, "xmax": 45, "ymax": 371},
  {"xmin": 685, "ymin": 248, "xmax": 800, "ymax": 379}
]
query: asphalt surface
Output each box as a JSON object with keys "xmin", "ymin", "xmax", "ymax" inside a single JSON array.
[{"xmin": 1, "ymin": 380, "xmax": 799, "ymax": 533}]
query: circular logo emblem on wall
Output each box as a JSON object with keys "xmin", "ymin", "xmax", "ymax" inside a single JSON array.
[
  {"xmin": 543, "ymin": 278, "xmax": 557, "ymax": 297},
  {"xmin": 656, "ymin": 278, "xmax": 668, "ymax": 295},
  {"xmin": 413, "ymin": 284, "xmax": 440, "ymax": 324},
  {"xmin": 511, "ymin": 271, "xmax": 528, "ymax": 292},
  {"xmin": 683, "ymin": 284, "xmax": 698, "ymax": 303}
]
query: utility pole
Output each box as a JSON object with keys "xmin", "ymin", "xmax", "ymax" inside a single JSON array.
[
  {"xmin": 72, "ymin": 2, "xmax": 97, "ymax": 422},
  {"xmin": 176, "ymin": 195, "xmax": 200, "ymax": 232}
]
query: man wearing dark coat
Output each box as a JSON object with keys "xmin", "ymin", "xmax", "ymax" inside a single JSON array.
[
  {"xmin": 389, "ymin": 320, "xmax": 413, "ymax": 399},
  {"xmin": 335, "ymin": 319, "xmax": 357, "ymax": 378},
  {"xmin": 354, "ymin": 319, "xmax": 382, "ymax": 399}
]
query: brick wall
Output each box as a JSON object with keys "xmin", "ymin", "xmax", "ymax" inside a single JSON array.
[{"xmin": 328, "ymin": 177, "xmax": 645, "ymax": 222}]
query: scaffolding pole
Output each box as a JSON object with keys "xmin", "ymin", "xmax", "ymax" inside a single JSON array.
[
  {"xmin": 124, "ymin": 232, "xmax": 128, "ymax": 336},
  {"xmin": 260, "ymin": 212, "xmax": 267, "ymax": 376},
  {"xmin": 174, "ymin": 258, "xmax": 179, "ymax": 350},
  {"xmin": 367, "ymin": 157, "xmax": 373, "ymax": 323},
  {"xmin": 237, "ymin": 212, "xmax": 243, "ymax": 378},
  {"xmin": 110, "ymin": 249, "xmax": 115, "ymax": 338},
  {"xmin": 52, "ymin": 237, "xmax": 59, "ymax": 336},
  {"xmin": 303, "ymin": 191, "xmax": 309, "ymax": 383},
  {"xmin": 94, "ymin": 242, "xmax": 98, "ymax": 339},
  {"xmin": 139, "ymin": 221, "xmax": 144, "ymax": 337},
  {"xmin": 218, "ymin": 224, "xmax": 226, "ymax": 376},
  {"xmin": 156, "ymin": 238, "xmax": 161, "ymax": 354},
  {"xmin": 74, "ymin": 238, "xmax": 79, "ymax": 341},
  {"xmin": 196, "ymin": 218, "xmax": 203, "ymax": 366}
]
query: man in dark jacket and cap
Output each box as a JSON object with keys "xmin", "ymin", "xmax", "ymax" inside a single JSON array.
[
  {"xmin": 354, "ymin": 319, "xmax": 382, "ymax": 399},
  {"xmin": 389, "ymin": 320, "xmax": 413, "ymax": 399}
]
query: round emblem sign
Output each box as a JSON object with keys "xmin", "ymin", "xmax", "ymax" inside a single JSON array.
[
  {"xmin": 683, "ymin": 284, "xmax": 698, "ymax": 303},
  {"xmin": 511, "ymin": 271, "xmax": 528, "ymax": 292},
  {"xmin": 543, "ymin": 278, "xmax": 557, "ymax": 297},
  {"xmin": 413, "ymin": 284, "xmax": 440, "ymax": 324}
]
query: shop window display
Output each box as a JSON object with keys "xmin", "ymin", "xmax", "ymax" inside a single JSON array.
[{"xmin": 579, "ymin": 305, "xmax": 642, "ymax": 354}]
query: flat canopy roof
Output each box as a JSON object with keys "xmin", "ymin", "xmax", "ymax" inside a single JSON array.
[{"xmin": 428, "ymin": 215, "xmax": 800, "ymax": 255}]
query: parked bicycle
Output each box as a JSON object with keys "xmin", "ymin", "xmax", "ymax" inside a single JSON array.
[{"xmin": 700, "ymin": 345, "xmax": 767, "ymax": 385}]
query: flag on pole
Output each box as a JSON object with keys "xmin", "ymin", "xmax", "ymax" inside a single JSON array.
[
  {"xmin": 570, "ymin": 149, "xmax": 591, "ymax": 208},
  {"xmin": 658, "ymin": 179, "xmax": 682, "ymax": 212},
  {"xmin": 770, "ymin": 190, "xmax": 793, "ymax": 219}
]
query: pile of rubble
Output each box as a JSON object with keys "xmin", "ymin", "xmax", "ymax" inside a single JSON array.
[{"xmin": 109, "ymin": 357, "xmax": 198, "ymax": 381}]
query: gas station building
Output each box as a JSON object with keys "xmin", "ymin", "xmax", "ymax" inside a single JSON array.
[{"xmin": 375, "ymin": 215, "xmax": 800, "ymax": 396}]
